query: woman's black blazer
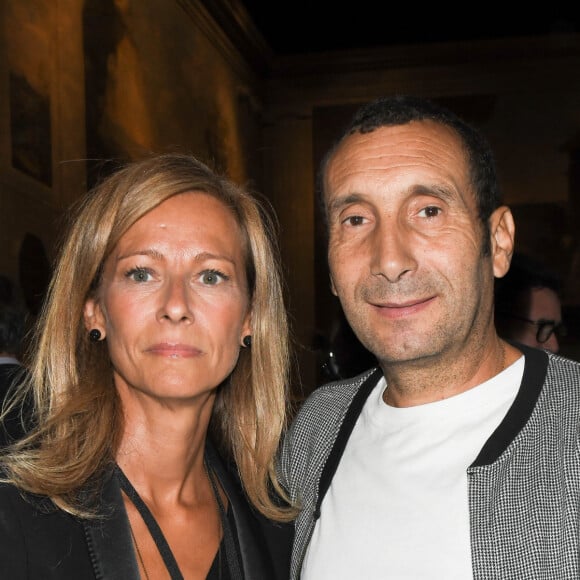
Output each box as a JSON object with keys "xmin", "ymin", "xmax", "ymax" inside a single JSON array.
[{"xmin": 0, "ymin": 442, "xmax": 292, "ymax": 579}]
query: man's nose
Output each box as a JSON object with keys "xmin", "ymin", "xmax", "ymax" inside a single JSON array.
[{"xmin": 370, "ymin": 220, "xmax": 417, "ymax": 282}]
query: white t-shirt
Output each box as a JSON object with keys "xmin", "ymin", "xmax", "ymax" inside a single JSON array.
[{"xmin": 302, "ymin": 357, "xmax": 524, "ymax": 580}]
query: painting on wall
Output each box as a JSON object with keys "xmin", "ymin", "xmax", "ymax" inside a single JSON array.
[{"xmin": 9, "ymin": 72, "xmax": 52, "ymax": 186}]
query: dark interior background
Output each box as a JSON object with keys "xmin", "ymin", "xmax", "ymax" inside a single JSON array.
[{"xmin": 241, "ymin": 3, "xmax": 579, "ymax": 55}]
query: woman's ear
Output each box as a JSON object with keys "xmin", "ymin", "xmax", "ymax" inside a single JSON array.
[
  {"xmin": 241, "ymin": 307, "xmax": 252, "ymax": 343},
  {"xmin": 490, "ymin": 206, "xmax": 515, "ymax": 279},
  {"xmin": 83, "ymin": 297, "xmax": 105, "ymax": 333}
]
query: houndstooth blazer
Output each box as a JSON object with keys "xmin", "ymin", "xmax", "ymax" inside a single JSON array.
[{"xmin": 279, "ymin": 344, "xmax": 580, "ymax": 580}]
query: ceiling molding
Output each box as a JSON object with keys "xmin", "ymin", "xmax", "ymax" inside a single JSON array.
[{"xmin": 176, "ymin": 0, "xmax": 273, "ymax": 77}]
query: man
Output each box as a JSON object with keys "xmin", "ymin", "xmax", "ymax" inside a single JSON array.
[
  {"xmin": 279, "ymin": 95, "xmax": 580, "ymax": 579},
  {"xmin": 495, "ymin": 251, "xmax": 565, "ymax": 353}
]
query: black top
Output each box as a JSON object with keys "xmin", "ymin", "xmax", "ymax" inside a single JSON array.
[{"xmin": 0, "ymin": 439, "xmax": 293, "ymax": 579}]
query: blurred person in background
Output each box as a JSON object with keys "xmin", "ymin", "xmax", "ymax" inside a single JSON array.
[{"xmin": 494, "ymin": 252, "xmax": 565, "ymax": 353}]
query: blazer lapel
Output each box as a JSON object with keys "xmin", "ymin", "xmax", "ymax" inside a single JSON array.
[{"xmin": 82, "ymin": 469, "xmax": 141, "ymax": 579}]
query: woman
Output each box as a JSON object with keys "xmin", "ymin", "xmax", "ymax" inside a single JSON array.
[{"xmin": 0, "ymin": 153, "xmax": 295, "ymax": 579}]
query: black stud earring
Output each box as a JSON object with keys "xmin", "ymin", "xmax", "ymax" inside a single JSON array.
[
  {"xmin": 89, "ymin": 329, "xmax": 102, "ymax": 342},
  {"xmin": 242, "ymin": 335, "xmax": 252, "ymax": 348}
]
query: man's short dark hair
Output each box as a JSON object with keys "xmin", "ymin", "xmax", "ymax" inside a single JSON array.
[{"xmin": 317, "ymin": 95, "xmax": 502, "ymax": 255}]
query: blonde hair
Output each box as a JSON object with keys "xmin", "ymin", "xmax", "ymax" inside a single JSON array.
[{"xmin": 1, "ymin": 153, "xmax": 296, "ymax": 521}]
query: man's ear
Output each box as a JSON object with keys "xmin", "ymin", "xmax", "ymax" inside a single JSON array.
[
  {"xmin": 329, "ymin": 273, "xmax": 338, "ymax": 296},
  {"xmin": 489, "ymin": 206, "xmax": 515, "ymax": 279}
]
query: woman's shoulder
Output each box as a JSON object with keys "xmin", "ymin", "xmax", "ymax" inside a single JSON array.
[
  {"xmin": 0, "ymin": 479, "xmax": 65, "ymax": 522},
  {"xmin": 0, "ymin": 478, "xmax": 36, "ymax": 506},
  {"xmin": 0, "ymin": 480, "xmax": 77, "ymax": 544},
  {"xmin": 0, "ymin": 480, "xmax": 94, "ymax": 578}
]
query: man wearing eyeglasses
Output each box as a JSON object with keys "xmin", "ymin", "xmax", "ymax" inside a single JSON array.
[{"xmin": 495, "ymin": 252, "xmax": 565, "ymax": 353}]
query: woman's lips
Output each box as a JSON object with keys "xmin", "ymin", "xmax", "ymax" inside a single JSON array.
[{"xmin": 146, "ymin": 343, "xmax": 202, "ymax": 357}]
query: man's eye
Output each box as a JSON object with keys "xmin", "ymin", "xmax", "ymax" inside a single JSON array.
[
  {"xmin": 126, "ymin": 267, "xmax": 151, "ymax": 282},
  {"xmin": 344, "ymin": 215, "xmax": 365, "ymax": 226},
  {"xmin": 419, "ymin": 206, "xmax": 441, "ymax": 218},
  {"xmin": 201, "ymin": 270, "xmax": 227, "ymax": 285}
]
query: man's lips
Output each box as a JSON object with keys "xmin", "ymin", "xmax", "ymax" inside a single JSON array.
[
  {"xmin": 369, "ymin": 296, "xmax": 435, "ymax": 318},
  {"xmin": 146, "ymin": 343, "xmax": 202, "ymax": 357}
]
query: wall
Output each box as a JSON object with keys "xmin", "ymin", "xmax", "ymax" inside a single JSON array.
[{"xmin": 0, "ymin": 0, "xmax": 265, "ymax": 311}]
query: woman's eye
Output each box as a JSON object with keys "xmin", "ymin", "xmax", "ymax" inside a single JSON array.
[
  {"xmin": 201, "ymin": 269, "xmax": 228, "ymax": 285},
  {"xmin": 418, "ymin": 206, "xmax": 441, "ymax": 218},
  {"xmin": 126, "ymin": 267, "xmax": 152, "ymax": 282}
]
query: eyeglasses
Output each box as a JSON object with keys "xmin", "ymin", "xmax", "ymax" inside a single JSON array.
[{"xmin": 502, "ymin": 313, "xmax": 567, "ymax": 344}]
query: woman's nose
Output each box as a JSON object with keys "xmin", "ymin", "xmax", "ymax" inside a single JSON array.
[{"xmin": 158, "ymin": 279, "xmax": 193, "ymax": 323}]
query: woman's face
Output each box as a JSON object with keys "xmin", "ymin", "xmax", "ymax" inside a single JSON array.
[{"xmin": 84, "ymin": 192, "xmax": 252, "ymax": 401}]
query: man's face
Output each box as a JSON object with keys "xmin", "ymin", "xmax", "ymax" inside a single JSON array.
[{"xmin": 324, "ymin": 121, "xmax": 506, "ymax": 366}]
